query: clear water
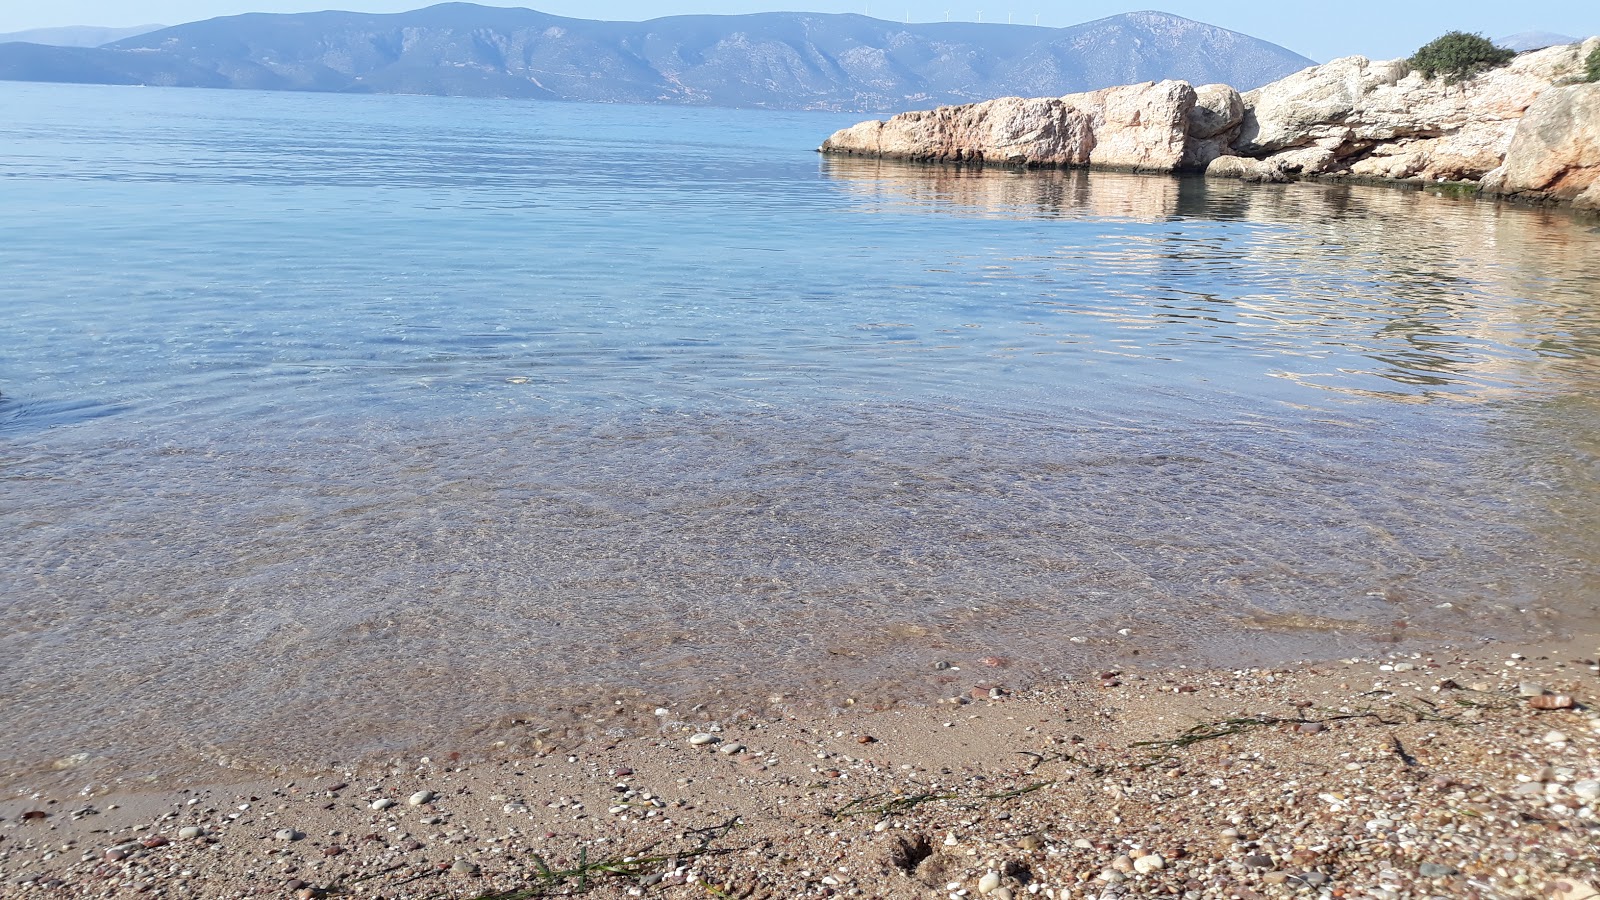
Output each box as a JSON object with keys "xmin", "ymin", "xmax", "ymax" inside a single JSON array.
[{"xmin": 3, "ymin": 83, "xmax": 1599, "ymax": 789}]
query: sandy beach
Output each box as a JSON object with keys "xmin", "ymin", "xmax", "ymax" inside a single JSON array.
[{"xmin": 3, "ymin": 635, "xmax": 1596, "ymax": 900}]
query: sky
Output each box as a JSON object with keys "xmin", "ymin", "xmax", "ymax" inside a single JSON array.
[{"xmin": 1, "ymin": 0, "xmax": 1596, "ymax": 64}]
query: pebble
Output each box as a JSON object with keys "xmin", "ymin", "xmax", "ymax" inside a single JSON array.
[
  {"xmin": 1532, "ymin": 694, "xmax": 1576, "ymax": 710},
  {"xmin": 991, "ymin": 889, "xmax": 1012, "ymax": 900},
  {"xmin": 1241, "ymin": 854, "xmax": 1273, "ymax": 869},
  {"xmin": 408, "ymin": 791, "xmax": 435, "ymax": 806},
  {"xmin": 1133, "ymin": 853, "xmax": 1165, "ymax": 874},
  {"xmin": 688, "ymin": 733, "xmax": 718, "ymax": 746},
  {"xmin": 718, "ymin": 743, "xmax": 745, "ymax": 755},
  {"xmin": 1573, "ymin": 780, "xmax": 1600, "ymax": 802},
  {"xmin": 1518, "ymin": 682, "xmax": 1548, "ymax": 697},
  {"xmin": 1419, "ymin": 863, "xmax": 1460, "ymax": 877},
  {"xmin": 450, "ymin": 860, "xmax": 480, "ymax": 875},
  {"xmin": 274, "ymin": 829, "xmax": 304, "ymax": 842},
  {"xmin": 371, "ymin": 799, "xmax": 396, "ymax": 811},
  {"xmin": 977, "ymin": 872, "xmax": 1002, "ymax": 895},
  {"xmin": 177, "ymin": 826, "xmax": 204, "ymax": 840},
  {"xmin": 1017, "ymin": 834, "xmax": 1044, "ymax": 852},
  {"xmin": 502, "ymin": 801, "xmax": 529, "ymax": 814},
  {"xmin": 1544, "ymin": 730, "xmax": 1570, "ymax": 745}
]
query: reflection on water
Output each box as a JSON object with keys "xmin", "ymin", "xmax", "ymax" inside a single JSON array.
[
  {"xmin": 823, "ymin": 158, "xmax": 1600, "ymax": 404},
  {"xmin": 3, "ymin": 85, "xmax": 1600, "ymax": 790}
]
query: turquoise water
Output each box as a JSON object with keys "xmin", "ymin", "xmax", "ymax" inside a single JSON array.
[{"xmin": 3, "ymin": 82, "xmax": 1599, "ymax": 787}]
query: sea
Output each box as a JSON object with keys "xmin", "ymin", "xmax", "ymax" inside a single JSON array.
[{"xmin": 3, "ymin": 82, "xmax": 1599, "ymax": 789}]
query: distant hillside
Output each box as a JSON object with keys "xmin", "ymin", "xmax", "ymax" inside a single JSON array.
[
  {"xmin": 0, "ymin": 3, "xmax": 1314, "ymax": 112},
  {"xmin": 1496, "ymin": 31, "xmax": 1581, "ymax": 52},
  {"xmin": 0, "ymin": 24, "xmax": 163, "ymax": 48}
]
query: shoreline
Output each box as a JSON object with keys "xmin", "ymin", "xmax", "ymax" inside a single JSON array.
[
  {"xmin": 815, "ymin": 151, "xmax": 1600, "ymax": 218},
  {"xmin": 5, "ymin": 633, "xmax": 1596, "ymax": 899}
]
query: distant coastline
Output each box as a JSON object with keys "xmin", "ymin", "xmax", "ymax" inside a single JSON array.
[{"xmin": 0, "ymin": 3, "xmax": 1312, "ymax": 113}]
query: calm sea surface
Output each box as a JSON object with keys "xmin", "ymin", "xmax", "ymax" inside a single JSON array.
[{"xmin": 3, "ymin": 83, "xmax": 1599, "ymax": 788}]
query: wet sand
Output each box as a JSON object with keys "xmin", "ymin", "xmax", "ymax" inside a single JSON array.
[{"xmin": 3, "ymin": 634, "xmax": 1596, "ymax": 899}]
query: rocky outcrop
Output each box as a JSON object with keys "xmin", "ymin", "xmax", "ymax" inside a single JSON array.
[
  {"xmin": 1479, "ymin": 83, "xmax": 1600, "ymax": 210},
  {"xmin": 818, "ymin": 37, "xmax": 1600, "ymax": 210},
  {"xmin": 820, "ymin": 81, "xmax": 1201, "ymax": 172},
  {"xmin": 1233, "ymin": 40, "xmax": 1597, "ymax": 183}
]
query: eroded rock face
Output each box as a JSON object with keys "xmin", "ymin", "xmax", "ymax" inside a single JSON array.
[
  {"xmin": 820, "ymin": 80, "xmax": 1197, "ymax": 172},
  {"xmin": 1480, "ymin": 83, "xmax": 1600, "ymax": 210},
  {"xmin": 1235, "ymin": 41, "xmax": 1597, "ymax": 181}
]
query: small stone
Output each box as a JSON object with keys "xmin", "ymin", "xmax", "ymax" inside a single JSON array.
[
  {"xmin": 1133, "ymin": 854, "xmax": 1165, "ymax": 874},
  {"xmin": 1518, "ymin": 682, "xmax": 1548, "ymax": 697},
  {"xmin": 178, "ymin": 826, "xmax": 204, "ymax": 840},
  {"xmin": 408, "ymin": 791, "xmax": 435, "ymax": 806},
  {"xmin": 1297, "ymin": 722, "xmax": 1325, "ymax": 734},
  {"xmin": 1017, "ymin": 834, "xmax": 1044, "ymax": 852},
  {"xmin": 1544, "ymin": 730, "xmax": 1570, "ymax": 745},
  {"xmin": 371, "ymin": 799, "xmax": 396, "ymax": 811},
  {"xmin": 944, "ymin": 832, "xmax": 959, "ymax": 846},
  {"xmin": 718, "ymin": 743, "xmax": 745, "ymax": 755},
  {"xmin": 992, "ymin": 889, "xmax": 1013, "ymax": 900},
  {"xmin": 1419, "ymin": 863, "xmax": 1459, "ymax": 878},
  {"xmin": 1573, "ymin": 780, "xmax": 1600, "ymax": 802},
  {"xmin": 502, "ymin": 801, "xmax": 528, "ymax": 814},
  {"xmin": 1110, "ymin": 855, "xmax": 1134, "ymax": 873},
  {"xmin": 1241, "ymin": 854, "xmax": 1273, "ymax": 869},
  {"xmin": 275, "ymin": 828, "xmax": 304, "ymax": 842},
  {"xmin": 1531, "ymin": 694, "xmax": 1576, "ymax": 710},
  {"xmin": 1262, "ymin": 872, "xmax": 1289, "ymax": 885},
  {"xmin": 450, "ymin": 860, "xmax": 480, "ymax": 875},
  {"xmin": 1072, "ymin": 839, "xmax": 1094, "ymax": 850},
  {"xmin": 1301, "ymin": 872, "xmax": 1328, "ymax": 887},
  {"xmin": 688, "ymin": 733, "xmax": 718, "ymax": 746},
  {"xmin": 140, "ymin": 837, "xmax": 169, "ymax": 849},
  {"xmin": 977, "ymin": 872, "xmax": 1001, "ymax": 895}
]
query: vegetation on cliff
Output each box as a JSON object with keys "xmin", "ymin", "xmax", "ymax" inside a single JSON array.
[
  {"xmin": 1409, "ymin": 31, "xmax": 1516, "ymax": 82},
  {"xmin": 1587, "ymin": 44, "xmax": 1600, "ymax": 82}
]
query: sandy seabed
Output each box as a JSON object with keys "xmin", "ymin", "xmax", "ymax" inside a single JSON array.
[{"xmin": 2, "ymin": 636, "xmax": 1598, "ymax": 900}]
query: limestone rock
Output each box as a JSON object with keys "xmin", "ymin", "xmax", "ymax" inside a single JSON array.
[
  {"xmin": 1480, "ymin": 82, "xmax": 1600, "ymax": 209},
  {"xmin": 820, "ymin": 80, "xmax": 1197, "ymax": 172},
  {"xmin": 1206, "ymin": 155, "xmax": 1289, "ymax": 183},
  {"xmin": 1239, "ymin": 41, "xmax": 1598, "ymax": 181}
]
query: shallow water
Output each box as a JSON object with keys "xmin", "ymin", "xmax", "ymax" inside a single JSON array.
[{"xmin": 3, "ymin": 83, "xmax": 1599, "ymax": 789}]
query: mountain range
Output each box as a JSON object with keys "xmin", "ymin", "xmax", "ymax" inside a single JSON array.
[
  {"xmin": 0, "ymin": 24, "xmax": 164, "ymax": 48},
  {"xmin": 0, "ymin": 4, "xmax": 1315, "ymax": 112}
]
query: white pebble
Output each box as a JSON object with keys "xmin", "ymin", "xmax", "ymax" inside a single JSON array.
[
  {"xmin": 177, "ymin": 826, "xmax": 204, "ymax": 840},
  {"xmin": 944, "ymin": 832, "xmax": 959, "ymax": 846},
  {"xmin": 1574, "ymin": 780, "xmax": 1600, "ymax": 802},
  {"xmin": 978, "ymin": 872, "xmax": 1001, "ymax": 895},
  {"xmin": 371, "ymin": 798, "xmax": 396, "ymax": 811},
  {"xmin": 408, "ymin": 790, "xmax": 436, "ymax": 806},
  {"xmin": 718, "ymin": 743, "xmax": 745, "ymax": 755},
  {"xmin": 688, "ymin": 733, "xmax": 718, "ymax": 746},
  {"xmin": 1544, "ymin": 731, "xmax": 1570, "ymax": 745},
  {"xmin": 274, "ymin": 828, "xmax": 303, "ymax": 842},
  {"xmin": 1133, "ymin": 854, "xmax": 1165, "ymax": 874}
]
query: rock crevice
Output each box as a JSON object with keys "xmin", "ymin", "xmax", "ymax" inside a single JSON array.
[{"xmin": 819, "ymin": 38, "xmax": 1600, "ymax": 210}]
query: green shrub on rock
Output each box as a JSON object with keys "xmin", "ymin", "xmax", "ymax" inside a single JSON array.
[
  {"xmin": 1409, "ymin": 31, "xmax": 1516, "ymax": 82},
  {"xmin": 1587, "ymin": 44, "xmax": 1600, "ymax": 82}
]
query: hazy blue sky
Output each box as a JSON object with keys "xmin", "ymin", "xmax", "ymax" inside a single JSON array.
[{"xmin": 3, "ymin": 0, "xmax": 1596, "ymax": 63}]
